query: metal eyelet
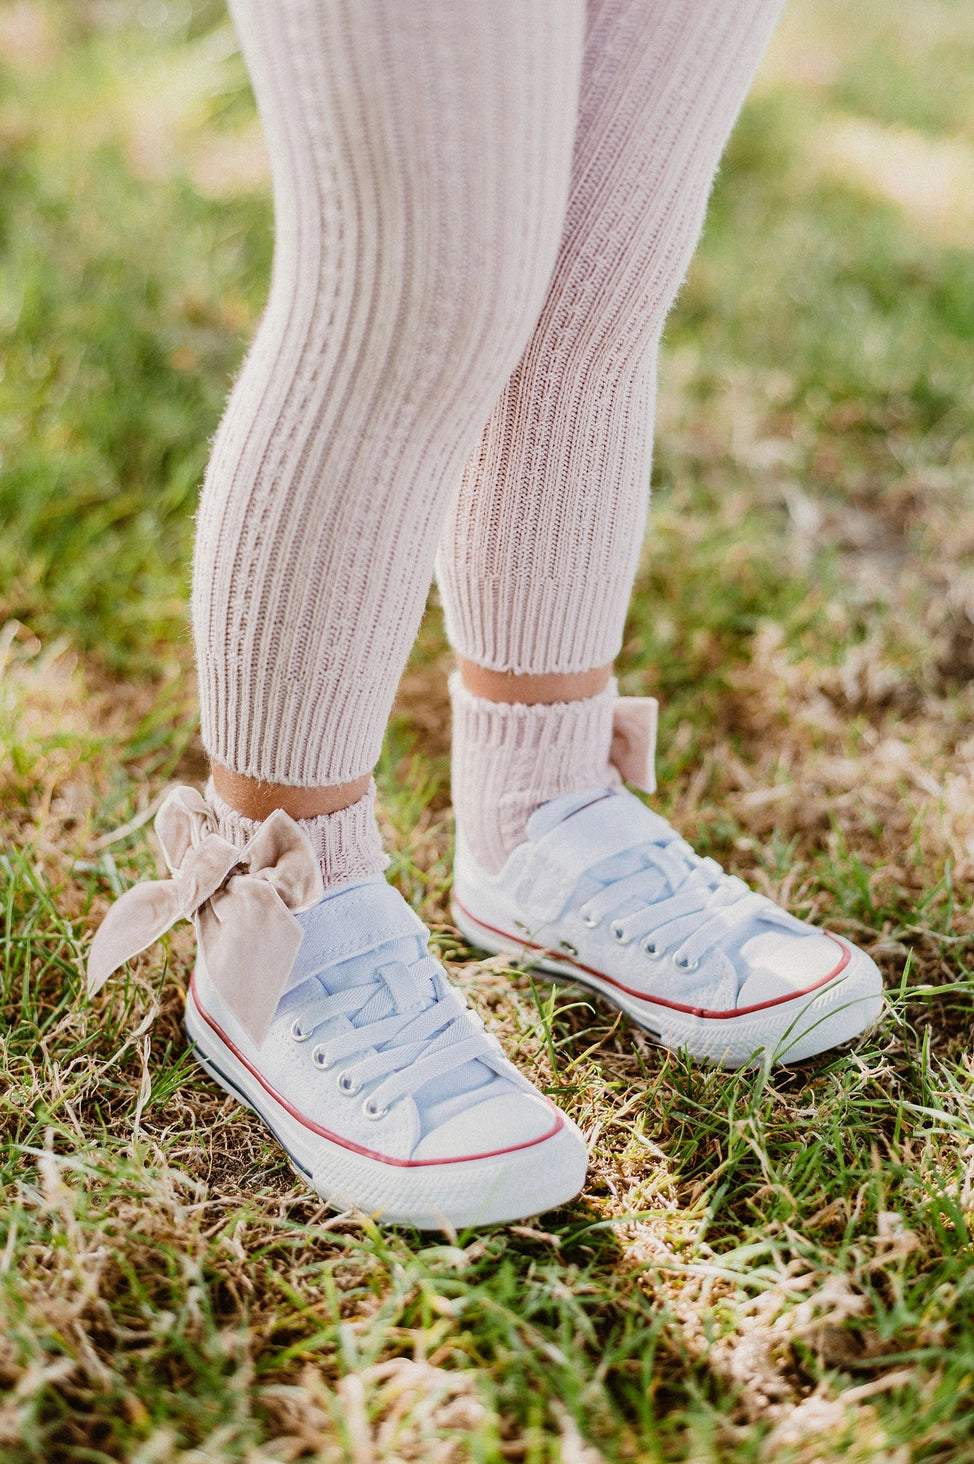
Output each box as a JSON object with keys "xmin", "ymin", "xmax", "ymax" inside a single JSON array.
[
  {"xmin": 337, "ymin": 1072, "xmax": 362, "ymax": 1096},
  {"xmin": 673, "ymin": 953, "xmax": 700, "ymax": 972},
  {"xmin": 641, "ymin": 938, "xmax": 664, "ymax": 959},
  {"xmin": 290, "ymin": 1018, "xmax": 311, "ymax": 1043},
  {"xmin": 559, "ymin": 939, "xmax": 578, "ymax": 957},
  {"xmin": 362, "ymin": 1098, "xmax": 389, "ymax": 1122},
  {"xmin": 312, "ymin": 1045, "xmax": 333, "ymax": 1070},
  {"xmin": 580, "ymin": 909, "xmax": 599, "ymax": 929},
  {"xmin": 610, "ymin": 922, "xmax": 633, "ymax": 945}
]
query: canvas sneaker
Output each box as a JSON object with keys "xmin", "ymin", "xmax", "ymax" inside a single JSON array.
[
  {"xmin": 186, "ymin": 874, "xmax": 588, "ymax": 1228},
  {"xmin": 452, "ymin": 785, "xmax": 884, "ymax": 1068}
]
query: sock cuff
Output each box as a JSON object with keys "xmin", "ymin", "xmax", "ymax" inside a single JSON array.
[
  {"xmin": 448, "ymin": 673, "xmax": 622, "ymax": 871},
  {"xmin": 448, "ymin": 671, "xmax": 619, "ymax": 771},
  {"xmin": 205, "ymin": 777, "xmax": 389, "ymax": 889}
]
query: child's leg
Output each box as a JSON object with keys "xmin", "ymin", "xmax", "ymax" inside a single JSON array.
[
  {"xmin": 441, "ymin": 0, "xmax": 884, "ymax": 1067},
  {"xmin": 439, "ymin": 0, "xmax": 784, "ymax": 871},
  {"xmin": 91, "ymin": 0, "xmax": 593, "ymax": 1228},
  {"xmin": 193, "ymin": 0, "xmax": 585, "ymax": 881}
]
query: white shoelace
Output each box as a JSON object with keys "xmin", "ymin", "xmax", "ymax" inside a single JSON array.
[
  {"xmin": 288, "ymin": 948, "xmax": 506, "ymax": 1120},
  {"xmin": 576, "ymin": 834, "xmax": 799, "ymax": 975}
]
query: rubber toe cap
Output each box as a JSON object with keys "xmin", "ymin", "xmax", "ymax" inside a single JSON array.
[
  {"xmin": 736, "ymin": 929, "xmax": 849, "ymax": 1008},
  {"xmin": 412, "ymin": 1091, "xmax": 562, "ymax": 1162}
]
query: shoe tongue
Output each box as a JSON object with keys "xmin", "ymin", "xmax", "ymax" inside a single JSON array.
[
  {"xmin": 526, "ymin": 786, "xmax": 620, "ymax": 839},
  {"xmin": 318, "ymin": 935, "xmax": 429, "ymax": 999},
  {"xmin": 589, "ymin": 824, "xmax": 707, "ymax": 902},
  {"xmin": 593, "ymin": 847, "xmax": 657, "ymax": 884},
  {"xmin": 288, "ymin": 875, "xmax": 427, "ymax": 991}
]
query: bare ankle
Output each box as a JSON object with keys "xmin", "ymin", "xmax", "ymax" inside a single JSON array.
[
  {"xmin": 456, "ymin": 657, "xmax": 612, "ymax": 706},
  {"xmin": 209, "ymin": 764, "xmax": 372, "ymax": 821}
]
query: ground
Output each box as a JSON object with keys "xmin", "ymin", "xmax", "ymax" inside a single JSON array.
[{"xmin": 2, "ymin": 1, "xmax": 974, "ymax": 1459}]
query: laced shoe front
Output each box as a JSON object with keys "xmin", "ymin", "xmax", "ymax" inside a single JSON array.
[
  {"xmin": 452, "ymin": 786, "xmax": 884, "ymax": 1067},
  {"xmin": 87, "ymin": 787, "xmax": 586, "ymax": 1230},
  {"xmin": 186, "ymin": 874, "xmax": 587, "ymax": 1228}
]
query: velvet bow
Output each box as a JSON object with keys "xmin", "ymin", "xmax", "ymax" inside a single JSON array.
[
  {"xmin": 610, "ymin": 695, "xmax": 658, "ymax": 794},
  {"xmin": 87, "ymin": 786, "xmax": 324, "ymax": 1045}
]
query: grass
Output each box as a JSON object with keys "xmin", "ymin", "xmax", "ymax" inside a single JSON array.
[{"xmin": 2, "ymin": 0, "xmax": 974, "ymax": 1458}]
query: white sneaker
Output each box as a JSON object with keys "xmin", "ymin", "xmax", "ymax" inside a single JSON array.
[
  {"xmin": 452, "ymin": 786, "xmax": 884, "ymax": 1068},
  {"xmin": 186, "ymin": 875, "xmax": 588, "ymax": 1229},
  {"xmin": 86, "ymin": 786, "xmax": 586, "ymax": 1230}
]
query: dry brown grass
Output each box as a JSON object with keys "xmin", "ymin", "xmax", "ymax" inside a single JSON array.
[{"xmin": 3, "ymin": 0, "xmax": 974, "ymax": 1458}]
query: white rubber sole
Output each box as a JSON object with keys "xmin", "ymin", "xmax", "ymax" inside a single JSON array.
[
  {"xmin": 185, "ymin": 983, "xmax": 587, "ymax": 1230},
  {"xmin": 452, "ymin": 900, "xmax": 885, "ymax": 1069}
]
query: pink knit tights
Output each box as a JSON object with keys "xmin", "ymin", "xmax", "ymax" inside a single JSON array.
[{"xmin": 193, "ymin": 0, "xmax": 783, "ymax": 881}]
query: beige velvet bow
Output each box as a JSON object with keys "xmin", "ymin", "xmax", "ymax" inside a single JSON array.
[
  {"xmin": 610, "ymin": 696, "xmax": 658, "ymax": 794},
  {"xmin": 87, "ymin": 786, "xmax": 324, "ymax": 1046}
]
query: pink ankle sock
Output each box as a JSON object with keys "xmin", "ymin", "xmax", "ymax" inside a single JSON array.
[
  {"xmin": 206, "ymin": 777, "xmax": 388, "ymax": 891},
  {"xmin": 449, "ymin": 673, "xmax": 620, "ymax": 874}
]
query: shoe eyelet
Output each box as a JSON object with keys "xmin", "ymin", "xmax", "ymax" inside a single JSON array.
[
  {"xmin": 610, "ymin": 921, "xmax": 633, "ymax": 945},
  {"xmin": 580, "ymin": 909, "xmax": 599, "ymax": 929},
  {"xmin": 362, "ymin": 1098, "xmax": 389, "ymax": 1121},
  {"xmin": 312, "ymin": 1045, "xmax": 333, "ymax": 1070},
  {"xmin": 559, "ymin": 939, "xmax": 578, "ymax": 957},
  {"xmin": 641, "ymin": 938, "xmax": 664, "ymax": 959},
  {"xmin": 673, "ymin": 953, "xmax": 699, "ymax": 972},
  {"xmin": 337, "ymin": 1072, "xmax": 362, "ymax": 1096},
  {"xmin": 290, "ymin": 1018, "xmax": 311, "ymax": 1043}
]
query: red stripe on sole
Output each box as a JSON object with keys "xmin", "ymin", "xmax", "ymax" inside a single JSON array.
[
  {"xmin": 188, "ymin": 973, "xmax": 564, "ymax": 1169},
  {"xmin": 452, "ymin": 898, "xmax": 850, "ymax": 1021}
]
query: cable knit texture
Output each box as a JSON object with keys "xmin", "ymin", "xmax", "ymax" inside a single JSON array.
[
  {"xmin": 437, "ymin": 0, "xmax": 783, "ymax": 673},
  {"xmin": 192, "ymin": 0, "xmax": 782, "ymax": 887},
  {"xmin": 449, "ymin": 675, "xmax": 623, "ymax": 875},
  {"xmin": 194, "ymin": 0, "xmax": 585, "ymax": 787},
  {"xmin": 206, "ymin": 779, "xmax": 388, "ymax": 891}
]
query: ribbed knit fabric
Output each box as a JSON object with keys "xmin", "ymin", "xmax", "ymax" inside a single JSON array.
[
  {"xmin": 193, "ymin": 0, "xmax": 585, "ymax": 788},
  {"xmin": 436, "ymin": 0, "xmax": 783, "ymax": 674},
  {"xmin": 206, "ymin": 779, "xmax": 388, "ymax": 890},
  {"xmin": 449, "ymin": 675, "xmax": 622, "ymax": 875},
  {"xmin": 192, "ymin": 0, "xmax": 782, "ymax": 885}
]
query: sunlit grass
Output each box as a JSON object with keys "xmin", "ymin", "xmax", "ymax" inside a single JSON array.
[{"xmin": 2, "ymin": 1, "xmax": 974, "ymax": 1459}]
